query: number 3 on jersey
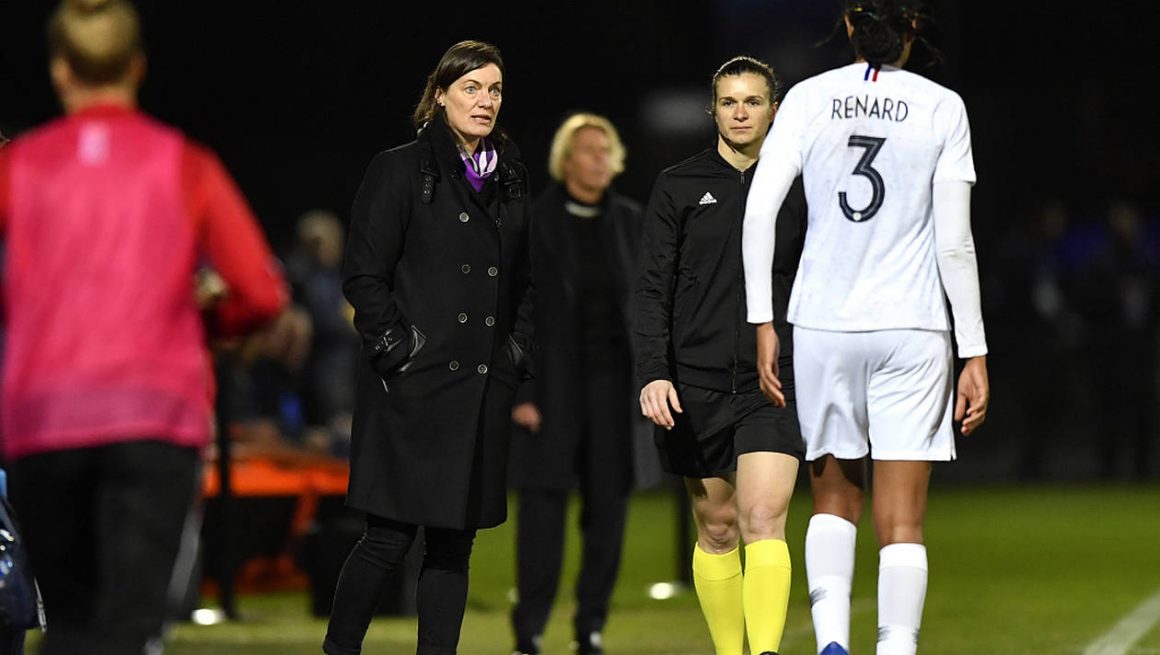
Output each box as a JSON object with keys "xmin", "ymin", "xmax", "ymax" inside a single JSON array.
[{"xmin": 839, "ymin": 135, "xmax": 886, "ymax": 223}]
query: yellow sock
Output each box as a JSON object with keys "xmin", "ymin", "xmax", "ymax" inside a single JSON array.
[
  {"xmin": 743, "ymin": 539, "xmax": 792, "ymax": 654},
  {"xmin": 692, "ymin": 543, "xmax": 745, "ymax": 655}
]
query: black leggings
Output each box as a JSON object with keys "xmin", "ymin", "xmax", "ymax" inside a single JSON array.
[{"xmin": 323, "ymin": 515, "xmax": 477, "ymax": 655}]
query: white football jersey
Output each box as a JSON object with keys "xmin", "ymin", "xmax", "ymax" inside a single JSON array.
[{"xmin": 762, "ymin": 62, "xmax": 976, "ymax": 332}]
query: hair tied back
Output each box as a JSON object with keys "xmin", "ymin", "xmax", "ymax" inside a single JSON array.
[{"xmin": 71, "ymin": 0, "xmax": 113, "ymax": 13}]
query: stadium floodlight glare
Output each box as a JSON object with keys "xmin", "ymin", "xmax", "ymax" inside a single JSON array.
[
  {"xmin": 647, "ymin": 582, "xmax": 680, "ymax": 600},
  {"xmin": 191, "ymin": 608, "xmax": 227, "ymax": 626}
]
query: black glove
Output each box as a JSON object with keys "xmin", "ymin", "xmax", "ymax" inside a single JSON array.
[
  {"xmin": 369, "ymin": 324, "xmax": 426, "ymax": 379},
  {"xmin": 505, "ymin": 333, "xmax": 534, "ymax": 380}
]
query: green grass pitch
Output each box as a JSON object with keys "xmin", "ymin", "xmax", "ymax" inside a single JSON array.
[{"xmin": 26, "ymin": 482, "xmax": 1160, "ymax": 654}]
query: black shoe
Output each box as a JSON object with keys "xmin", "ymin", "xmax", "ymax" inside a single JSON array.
[
  {"xmin": 758, "ymin": 652, "xmax": 779, "ymax": 655},
  {"xmin": 512, "ymin": 635, "xmax": 541, "ymax": 655},
  {"xmin": 572, "ymin": 632, "xmax": 604, "ymax": 655}
]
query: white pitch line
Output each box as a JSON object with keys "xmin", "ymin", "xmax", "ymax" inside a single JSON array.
[{"xmin": 1084, "ymin": 588, "xmax": 1160, "ymax": 655}]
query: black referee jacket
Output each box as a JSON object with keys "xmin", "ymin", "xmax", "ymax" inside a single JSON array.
[{"xmin": 633, "ymin": 147, "xmax": 806, "ymax": 394}]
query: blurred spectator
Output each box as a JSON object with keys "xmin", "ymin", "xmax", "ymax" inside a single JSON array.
[
  {"xmin": 202, "ymin": 303, "xmax": 351, "ymax": 600},
  {"xmin": 0, "ymin": 2, "xmax": 286, "ymax": 654},
  {"xmin": 1077, "ymin": 200, "xmax": 1159, "ymax": 479},
  {"xmin": 995, "ymin": 197, "xmax": 1085, "ymax": 479},
  {"xmin": 509, "ymin": 113, "xmax": 641, "ymax": 655},
  {"xmin": 284, "ymin": 210, "xmax": 360, "ymax": 445},
  {"xmin": 225, "ymin": 303, "xmax": 351, "ymax": 462}
]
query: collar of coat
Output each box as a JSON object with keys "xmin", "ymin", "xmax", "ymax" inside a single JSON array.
[{"xmin": 417, "ymin": 118, "xmax": 524, "ymax": 204}]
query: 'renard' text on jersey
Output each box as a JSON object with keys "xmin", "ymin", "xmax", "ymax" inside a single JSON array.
[{"xmin": 831, "ymin": 95, "xmax": 909, "ymax": 122}]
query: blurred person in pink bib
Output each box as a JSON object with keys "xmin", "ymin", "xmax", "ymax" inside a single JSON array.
[{"xmin": 0, "ymin": 1, "xmax": 287, "ymax": 652}]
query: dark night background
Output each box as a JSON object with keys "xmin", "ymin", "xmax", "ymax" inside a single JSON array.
[{"xmin": 3, "ymin": 0, "xmax": 1158, "ymax": 481}]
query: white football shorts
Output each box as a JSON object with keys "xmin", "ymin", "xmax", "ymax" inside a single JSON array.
[{"xmin": 793, "ymin": 326, "xmax": 955, "ymax": 461}]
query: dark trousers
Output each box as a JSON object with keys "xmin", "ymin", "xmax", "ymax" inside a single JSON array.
[
  {"xmin": 7, "ymin": 440, "xmax": 199, "ymax": 655},
  {"xmin": 324, "ymin": 515, "xmax": 476, "ymax": 655},
  {"xmin": 511, "ymin": 361, "xmax": 632, "ymax": 642}
]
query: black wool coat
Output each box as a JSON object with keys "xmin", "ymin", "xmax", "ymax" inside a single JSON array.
[
  {"xmin": 342, "ymin": 120, "xmax": 535, "ymax": 530},
  {"xmin": 510, "ymin": 184, "xmax": 650, "ymax": 491}
]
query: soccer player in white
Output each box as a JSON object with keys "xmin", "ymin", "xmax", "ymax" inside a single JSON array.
[{"xmin": 741, "ymin": 2, "xmax": 990, "ymax": 655}]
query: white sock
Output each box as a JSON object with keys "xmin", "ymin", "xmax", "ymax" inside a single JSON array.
[
  {"xmin": 806, "ymin": 513, "xmax": 857, "ymax": 654},
  {"xmin": 876, "ymin": 543, "xmax": 928, "ymax": 655}
]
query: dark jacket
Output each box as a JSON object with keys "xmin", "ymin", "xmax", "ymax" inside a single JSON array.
[
  {"xmin": 511, "ymin": 183, "xmax": 649, "ymax": 491},
  {"xmin": 342, "ymin": 119, "xmax": 535, "ymax": 530},
  {"xmin": 633, "ymin": 148, "xmax": 806, "ymax": 394}
]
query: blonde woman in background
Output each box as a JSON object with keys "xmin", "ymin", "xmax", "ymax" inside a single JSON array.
[{"xmin": 509, "ymin": 113, "xmax": 641, "ymax": 655}]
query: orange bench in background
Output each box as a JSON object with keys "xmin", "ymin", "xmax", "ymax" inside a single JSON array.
[{"xmin": 200, "ymin": 454, "xmax": 350, "ymax": 595}]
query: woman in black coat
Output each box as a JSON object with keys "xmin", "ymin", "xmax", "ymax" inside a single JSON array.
[
  {"xmin": 508, "ymin": 114, "xmax": 642, "ymax": 655},
  {"xmin": 324, "ymin": 40, "xmax": 534, "ymax": 655}
]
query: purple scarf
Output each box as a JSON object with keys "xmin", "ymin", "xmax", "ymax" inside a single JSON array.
[{"xmin": 458, "ymin": 138, "xmax": 497, "ymax": 193}]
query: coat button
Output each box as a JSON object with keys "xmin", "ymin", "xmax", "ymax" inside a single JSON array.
[
  {"xmin": 477, "ymin": 364, "xmax": 488, "ymax": 375},
  {"xmin": 461, "ymin": 264, "xmax": 471, "ymax": 274},
  {"xmin": 457, "ymin": 312, "xmax": 468, "ymax": 324},
  {"xmin": 484, "ymin": 316, "xmax": 495, "ymax": 327},
  {"xmin": 487, "ymin": 266, "xmax": 498, "ymax": 277},
  {"xmin": 459, "ymin": 212, "xmax": 470, "ymax": 223},
  {"xmin": 449, "ymin": 360, "xmax": 460, "ymax": 371}
]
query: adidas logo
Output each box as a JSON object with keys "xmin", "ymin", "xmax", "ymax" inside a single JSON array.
[{"xmin": 698, "ymin": 192, "xmax": 717, "ymax": 205}]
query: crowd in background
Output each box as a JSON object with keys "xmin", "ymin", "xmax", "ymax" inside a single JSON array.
[
  {"xmin": 219, "ymin": 209, "xmax": 359, "ymax": 466},
  {"xmin": 987, "ymin": 195, "xmax": 1159, "ymax": 480}
]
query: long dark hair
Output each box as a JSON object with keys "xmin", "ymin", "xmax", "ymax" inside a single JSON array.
[
  {"xmin": 413, "ymin": 40, "xmax": 505, "ymax": 129},
  {"xmin": 840, "ymin": 0, "xmax": 936, "ymax": 68}
]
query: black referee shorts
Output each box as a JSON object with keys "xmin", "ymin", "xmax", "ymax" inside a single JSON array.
[{"xmin": 654, "ymin": 383, "xmax": 804, "ymax": 478}]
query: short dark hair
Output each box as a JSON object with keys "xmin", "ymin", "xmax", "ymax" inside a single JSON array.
[
  {"xmin": 413, "ymin": 40, "xmax": 505, "ymax": 129},
  {"xmin": 711, "ymin": 56, "xmax": 782, "ymax": 108},
  {"xmin": 844, "ymin": 0, "xmax": 932, "ymax": 67}
]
